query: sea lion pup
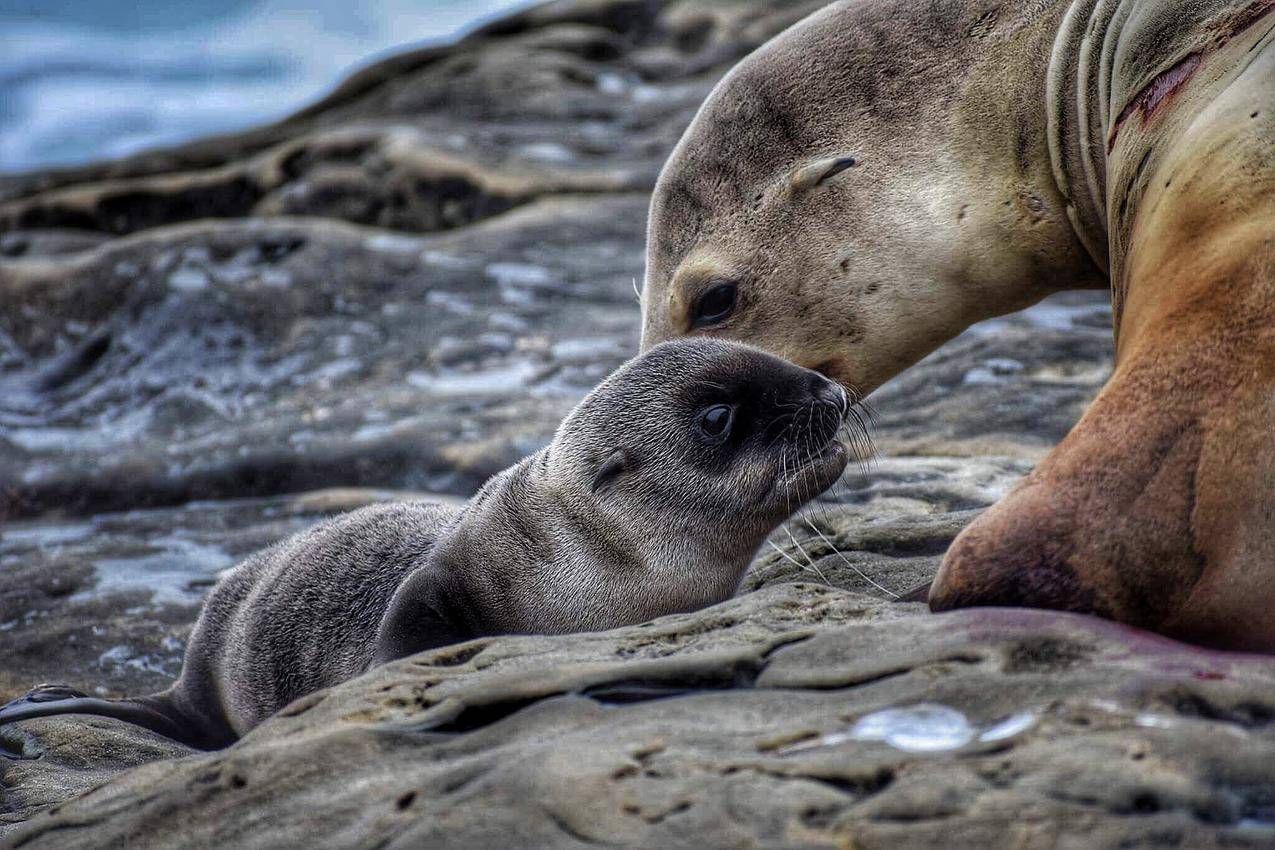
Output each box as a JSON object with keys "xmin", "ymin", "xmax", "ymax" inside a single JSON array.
[
  {"xmin": 641, "ymin": 0, "xmax": 1275, "ymax": 648},
  {"xmin": 0, "ymin": 339, "xmax": 854, "ymax": 748}
]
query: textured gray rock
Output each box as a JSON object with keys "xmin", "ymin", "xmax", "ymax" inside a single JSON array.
[
  {"xmin": 6, "ymin": 586, "xmax": 1275, "ymax": 849},
  {"xmin": 6, "ymin": 0, "xmax": 1255, "ymax": 846}
]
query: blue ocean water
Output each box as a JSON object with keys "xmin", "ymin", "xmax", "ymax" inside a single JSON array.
[{"xmin": 0, "ymin": 0, "xmax": 529, "ymax": 174}]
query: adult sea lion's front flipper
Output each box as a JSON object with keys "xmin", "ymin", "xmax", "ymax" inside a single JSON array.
[{"xmin": 934, "ymin": 1, "xmax": 1275, "ymax": 650}]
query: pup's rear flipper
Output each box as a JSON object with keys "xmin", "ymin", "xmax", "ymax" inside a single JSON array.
[{"xmin": 0, "ymin": 683, "xmax": 198, "ymax": 748}]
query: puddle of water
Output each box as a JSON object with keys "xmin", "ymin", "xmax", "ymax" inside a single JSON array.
[
  {"xmin": 850, "ymin": 704, "xmax": 975, "ymax": 752},
  {"xmin": 74, "ymin": 535, "xmax": 236, "ymax": 606},
  {"xmin": 406, "ymin": 359, "xmax": 539, "ymax": 396},
  {"xmin": 782, "ymin": 703, "xmax": 1038, "ymax": 755},
  {"xmin": 0, "ymin": 521, "xmax": 95, "ymax": 548}
]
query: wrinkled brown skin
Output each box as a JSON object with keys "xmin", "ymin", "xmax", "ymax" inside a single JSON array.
[{"xmin": 641, "ymin": 0, "xmax": 1275, "ymax": 650}]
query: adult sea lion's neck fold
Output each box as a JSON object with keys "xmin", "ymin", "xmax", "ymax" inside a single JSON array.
[
  {"xmin": 1048, "ymin": 0, "xmax": 1275, "ymax": 338},
  {"xmin": 1046, "ymin": 0, "xmax": 1117, "ymax": 277}
]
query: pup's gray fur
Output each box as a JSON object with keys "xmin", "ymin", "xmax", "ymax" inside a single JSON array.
[{"xmin": 1, "ymin": 339, "xmax": 852, "ymax": 746}]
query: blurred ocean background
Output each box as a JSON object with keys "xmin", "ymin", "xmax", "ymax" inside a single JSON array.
[{"xmin": 0, "ymin": 0, "xmax": 529, "ymax": 174}]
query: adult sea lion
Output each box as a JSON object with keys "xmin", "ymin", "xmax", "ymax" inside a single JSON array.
[
  {"xmin": 0, "ymin": 339, "xmax": 854, "ymax": 748},
  {"xmin": 641, "ymin": 0, "xmax": 1275, "ymax": 649}
]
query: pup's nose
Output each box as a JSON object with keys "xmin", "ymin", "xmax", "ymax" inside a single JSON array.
[{"xmin": 808, "ymin": 372, "xmax": 846, "ymax": 412}]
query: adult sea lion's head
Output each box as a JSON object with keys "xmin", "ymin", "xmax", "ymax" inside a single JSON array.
[{"xmin": 639, "ymin": 0, "xmax": 1102, "ymax": 395}]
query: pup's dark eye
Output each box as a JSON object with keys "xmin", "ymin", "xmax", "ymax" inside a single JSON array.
[
  {"xmin": 699, "ymin": 404, "xmax": 733, "ymax": 438},
  {"xmin": 691, "ymin": 283, "xmax": 737, "ymax": 328}
]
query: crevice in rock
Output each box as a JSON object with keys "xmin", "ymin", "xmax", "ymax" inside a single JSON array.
[
  {"xmin": 415, "ymin": 641, "xmax": 490, "ymax": 669},
  {"xmin": 1158, "ymin": 688, "xmax": 1275, "ymax": 729},
  {"xmin": 867, "ymin": 806, "xmax": 965, "ymax": 824},
  {"xmin": 804, "ymin": 767, "xmax": 896, "ymax": 799},
  {"xmin": 788, "ymin": 654, "xmax": 984, "ymax": 692},
  {"xmin": 840, "ymin": 530, "xmax": 960, "ymax": 559},
  {"xmin": 8, "ymin": 814, "xmax": 113, "ymax": 849},
  {"xmin": 1042, "ymin": 782, "xmax": 1243, "ymax": 827},
  {"xmin": 543, "ymin": 806, "xmax": 611, "ymax": 846},
  {"xmin": 421, "ymin": 696, "xmax": 545, "ymax": 735},
  {"xmin": 1002, "ymin": 637, "xmax": 1094, "ymax": 673},
  {"xmin": 437, "ymin": 762, "xmax": 493, "ymax": 795},
  {"xmin": 420, "ymin": 659, "xmax": 762, "ymax": 735},
  {"xmin": 32, "ymin": 331, "xmax": 113, "ymax": 393},
  {"xmin": 581, "ymin": 660, "xmax": 760, "ymax": 706},
  {"xmin": 758, "ymin": 632, "xmax": 814, "ymax": 661},
  {"xmin": 623, "ymin": 799, "xmax": 691, "ymax": 825},
  {"xmin": 790, "ymin": 666, "xmax": 915, "ymax": 693}
]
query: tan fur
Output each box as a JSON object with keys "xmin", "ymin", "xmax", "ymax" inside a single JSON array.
[{"xmin": 642, "ymin": 0, "xmax": 1275, "ymax": 649}]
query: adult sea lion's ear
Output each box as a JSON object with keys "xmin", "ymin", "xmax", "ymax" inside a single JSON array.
[
  {"xmin": 791, "ymin": 156, "xmax": 858, "ymax": 191},
  {"xmin": 591, "ymin": 448, "xmax": 632, "ymax": 493}
]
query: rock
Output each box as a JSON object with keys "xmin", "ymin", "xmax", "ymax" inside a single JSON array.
[
  {"xmin": 0, "ymin": 717, "xmax": 191, "ymax": 835},
  {"xmin": 6, "ymin": 585, "xmax": 1275, "ymax": 848},
  {"xmin": 0, "ymin": 202, "xmax": 644, "ymax": 519}
]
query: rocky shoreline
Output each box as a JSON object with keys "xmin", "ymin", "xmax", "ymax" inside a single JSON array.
[{"xmin": 5, "ymin": 0, "xmax": 1267, "ymax": 846}]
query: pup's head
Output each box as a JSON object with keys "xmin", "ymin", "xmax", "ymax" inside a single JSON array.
[
  {"xmin": 435, "ymin": 339, "xmax": 863, "ymax": 636},
  {"xmin": 545, "ymin": 338, "xmax": 858, "ymax": 611}
]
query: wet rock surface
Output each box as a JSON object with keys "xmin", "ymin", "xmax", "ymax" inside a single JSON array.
[{"xmin": 4, "ymin": 0, "xmax": 1256, "ymax": 846}]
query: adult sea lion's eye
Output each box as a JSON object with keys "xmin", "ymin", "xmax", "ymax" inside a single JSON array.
[
  {"xmin": 699, "ymin": 404, "xmax": 733, "ymax": 438},
  {"xmin": 691, "ymin": 283, "xmax": 737, "ymax": 328}
]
